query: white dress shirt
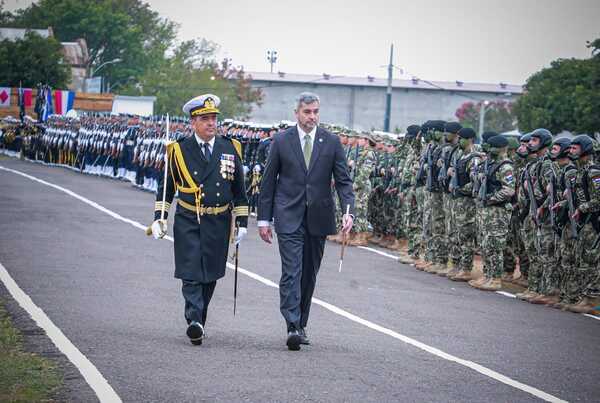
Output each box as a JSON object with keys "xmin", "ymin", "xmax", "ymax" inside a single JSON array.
[{"xmin": 194, "ymin": 133, "xmax": 215, "ymax": 158}]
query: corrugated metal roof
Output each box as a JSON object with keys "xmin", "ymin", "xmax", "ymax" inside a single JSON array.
[{"xmin": 247, "ymin": 71, "xmax": 523, "ymax": 94}]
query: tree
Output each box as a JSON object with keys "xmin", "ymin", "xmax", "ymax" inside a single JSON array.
[
  {"xmin": 5, "ymin": 0, "xmax": 176, "ymax": 92},
  {"xmin": 514, "ymin": 38, "xmax": 600, "ymax": 134},
  {"xmin": 455, "ymin": 100, "xmax": 516, "ymax": 133},
  {"xmin": 121, "ymin": 39, "xmax": 263, "ymax": 118},
  {"xmin": 0, "ymin": 31, "xmax": 70, "ymax": 87}
]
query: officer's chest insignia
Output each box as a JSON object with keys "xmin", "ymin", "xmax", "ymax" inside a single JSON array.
[
  {"xmin": 220, "ymin": 154, "xmax": 235, "ymax": 180},
  {"xmin": 592, "ymin": 175, "xmax": 600, "ymax": 190}
]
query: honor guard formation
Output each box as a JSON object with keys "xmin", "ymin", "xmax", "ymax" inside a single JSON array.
[{"xmin": 2, "ymin": 112, "xmax": 599, "ymax": 317}]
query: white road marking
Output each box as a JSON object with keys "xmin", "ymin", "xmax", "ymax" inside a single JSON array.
[
  {"xmin": 0, "ymin": 164, "xmax": 571, "ymax": 403},
  {"xmin": 584, "ymin": 313, "xmax": 600, "ymax": 321},
  {"xmin": 496, "ymin": 291, "xmax": 518, "ymax": 298},
  {"xmin": 357, "ymin": 245, "xmax": 399, "ymax": 260},
  {"xmin": 0, "ymin": 261, "xmax": 122, "ymax": 403}
]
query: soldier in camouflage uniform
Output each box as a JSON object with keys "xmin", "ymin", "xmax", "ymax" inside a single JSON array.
[
  {"xmin": 380, "ymin": 140, "xmax": 399, "ymax": 248},
  {"xmin": 397, "ymin": 125, "xmax": 422, "ymax": 263},
  {"xmin": 349, "ymin": 132, "xmax": 377, "ymax": 246},
  {"xmin": 368, "ymin": 137, "xmax": 388, "ymax": 245},
  {"xmin": 506, "ymin": 133, "xmax": 533, "ymax": 288},
  {"xmin": 432, "ymin": 122, "xmax": 462, "ymax": 276},
  {"xmin": 516, "ymin": 129, "xmax": 555, "ymax": 302},
  {"xmin": 447, "ymin": 128, "xmax": 482, "ymax": 281},
  {"xmin": 420, "ymin": 120, "xmax": 448, "ymax": 273},
  {"xmin": 469, "ymin": 135, "xmax": 516, "ymax": 291},
  {"xmin": 552, "ymin": 135, "xmax": 600, "ymax": 314},
  {"xmin": 534, "ymin": 138, "xmax": 576, "ymax": 306},
  {"xmin": 415, "ymin": 122, "xmax": 435, "ymax": 270}
]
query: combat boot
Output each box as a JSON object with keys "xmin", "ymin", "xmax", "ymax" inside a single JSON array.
[
  {"xmin": 381, "ymin": 235, "xmax": 395, "ymax": 249},
  {"xmin": 468, "ymin": 276, "xmax": 488, "ymax": 288},
  {"xmin": 445, "ymin": 265, "xmax": 461, "ymax": 279},
  {"xmin": 566, "ymin": 298, "xmax": 596, "ymax": 314},
  {"xmin": 370, "ymin": 233, "xmax": 383, "ymax": 245},
  {"xmin": 349, "ymin": 232, "xmax": 368, "ymax": 247},
  {"xmin": 415, "ymin": 261, "xmax": 432, "ymax": 271},
  {"xmin": 437, "ymin": 262, "xmax": 454, "ymax": 277},
  {"xmin": 477, "ymin": 278, "xmax": 502, "ymax": 291},
  {"xmin": 389, "ymin": 239, "xmax": 403, "ymax": 251},
  {"xmin": 450, "ymin": 270, "xmax": 473, "ymax": 282},
  {"xmin": 424, "ymin": 263, "xmax": 443, "ymax": 274}
]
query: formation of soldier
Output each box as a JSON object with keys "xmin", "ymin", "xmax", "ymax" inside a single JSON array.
[{"xmin": 2, "ymin": 114, "xmax": 599, "ymax": 315}]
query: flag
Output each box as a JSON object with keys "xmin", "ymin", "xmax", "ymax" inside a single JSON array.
[
  {"xmin": 0, "ymin": 87, "xmax": 10, "ymax": 107},
  {"xmin": 54, "ymin": 90, "xmax": 75, "ymax": 115},
  {"xmin": 42, "ymin": 86, "xmax": 53, "ymax": 122},
  {"xmin": 23, "ymin": 88, "xmax": 32, "ymax": 107},
  {"xmin": 18, "ymin": 86, "xmax": 25, "ymax": 121}
]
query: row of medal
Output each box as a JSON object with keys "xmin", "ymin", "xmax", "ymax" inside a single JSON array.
[{"xmin": 220, "ymin": 154, "xmax": 235, "ymax": 180}]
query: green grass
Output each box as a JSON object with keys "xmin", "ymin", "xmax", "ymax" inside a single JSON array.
[{"xmin": 0, "ymin": 300, "xmax": 62, "ymax": 402}]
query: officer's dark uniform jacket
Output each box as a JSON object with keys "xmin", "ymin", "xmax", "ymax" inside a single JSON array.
[{"xmin": 155, "ymin": 134, "xmax": 248, "ymax": 283}]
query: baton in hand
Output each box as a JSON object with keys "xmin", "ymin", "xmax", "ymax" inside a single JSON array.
[{"xmin": 339, "ymin": 204, "xmax": 350, "ymax": 272}]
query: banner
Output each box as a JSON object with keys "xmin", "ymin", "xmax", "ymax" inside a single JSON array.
[
  {"xmin": 0, "ymin": 87, "xmax": 10, "ymax": 107},
  {"xmin": 41, "ymin": 86, "xmax": 53, "ymax": 122},
  {"xmin": 54, "ymin": 90, "xmax": 75, "ymax": 115}
]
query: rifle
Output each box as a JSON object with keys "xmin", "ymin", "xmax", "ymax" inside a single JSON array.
[
  {"xmin": 415, "ymin": 144, "xmax": 429, "ymax": 186},
  {"xmin": 351, "ymin": 144, "xmax": 360, "ymax": 181},
  {"xmin": 450, "ymin": 159, "xmax": 459, "ymax": 197},
  {"xmin": 548, "ymin": 166, "xmax": 559, "ymax": 235},
  {"xmin": 525, "ymin": 167, "xmax": 541, "ymax": 228},
  {"xmin": 478, "ymin": 159, "xmax": 490, "ymax": 205},
  {"xmin": 426, "ymin": 145, "xmax": 434, "ymax": 191},
  {"xmin": 564, "ymin": 176, "xmax": 579, "ymax": 239}
]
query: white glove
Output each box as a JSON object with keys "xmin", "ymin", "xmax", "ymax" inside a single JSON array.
[
  {"xmin": 234, "ymin": 227, "xmax": 247, "ymax": 245},
  {"xmin": 243, "ymin": 165, "xmax": 250, "ymax": 175},
  {"xmin": 253, "ymin": 164, "xmax": 261, "ymax": 173},
  {"xmin": 151, "ymin": 219, "xmax": 167, "ymax": 239}
]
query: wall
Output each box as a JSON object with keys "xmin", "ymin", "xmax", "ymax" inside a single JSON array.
[
  {"xmin": 0, "ymin": 88, "xmax": 113, "ymax": 119},
  {"xmin": 249, "ymin": 81, "xmax": 518, "ymax": 131}
]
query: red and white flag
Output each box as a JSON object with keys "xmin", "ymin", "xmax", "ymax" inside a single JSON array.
[
  {"xmin": 0, "ymin": 87, "xmax": 11, "ymax": 107},
  {"xmin": 54, "ymin": 90, "xmax": 75, "ymax": 115}
]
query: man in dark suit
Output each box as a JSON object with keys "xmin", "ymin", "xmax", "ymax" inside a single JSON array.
[
  {"xmin": 150, "ymin": 94, "xmax": 248, "ymax": 346},
  {"xmin": 257, "ymin": 92, "xmax": 355, "ymax": 351}
]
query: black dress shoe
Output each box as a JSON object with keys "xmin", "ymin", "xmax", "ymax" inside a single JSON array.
[
  {"xmin": 299, "ymin": 328, "xmax": 310, "ymax": 345},
  {"xmin": 186, "ymin": 322, "xmax": 204, "ymax": 345},
  {"xmin": 286, "ymin": 329, "xmax": 301, "ymax": 351}
]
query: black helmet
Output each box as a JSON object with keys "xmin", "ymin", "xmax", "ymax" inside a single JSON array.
[
  {"xmin": 569, "ymin": 134, "xmax": 595, "ymax": 160},
  {"xmin": 528, "ymin": 128, "xmax": 553, "ymax": 152},
  {"xmin": 549, "ymin": 137, "xmax": 572, "ymax": 160}
]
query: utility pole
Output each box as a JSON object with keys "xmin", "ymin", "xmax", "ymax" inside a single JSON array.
[
  {"xmin": 383, "ymin": 44, "xmax": 393, "ymax": 132},
  {"xmin": 267, "ymin": 50, "xmax": 278, "ymax": 73}
]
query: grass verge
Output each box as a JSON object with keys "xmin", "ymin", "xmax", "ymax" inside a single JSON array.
[{"xmin": 0, "ymin": 299, "xmax": 61, "ymax": 402}]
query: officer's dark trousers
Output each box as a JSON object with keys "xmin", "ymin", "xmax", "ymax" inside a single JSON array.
[
  {"xmin": 277, "ymin": 215, "xmax": 326, "ymax": 331},
  {"xmin": 182, "ymin": 280, "xmax": 216, "ymax": 325}
]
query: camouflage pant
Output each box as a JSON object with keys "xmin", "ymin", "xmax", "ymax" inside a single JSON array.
[
  {"xmin": 454, "ymin": 196, "xmax": 476, "ymax": 271},
  {"xmin": 482, "ymin": 205, "xmax": 512, "ymax": 278},
  {"xmin": 444, "ymin": 193, "xmax": 459, "ymax": 265},
  {"xmin": 352, "ymin": 182, "xmax": 372, "ymax": 233},
  {"xmin": 521, "ymin": 218, "xmax": 545, "ymax": 292},
  {"xmin": 475, "ymin": 204, "xmax": 488, "ymax": 274},
  {"xmin": 557, "ymin": 225, "xmax": 579, "ymax": 303},
  {"xmin": 576, "ymin": 222, "xmax": 600, "ymax": 299},
  {"xmin": 425, "ymin": 191, "xmax": 447, "ymax": 264},
  {"xmin": 505, "ymin": 210, "xmax": 530, "ymax": 277},
  {"xmin": 411, "ymin": 187, "xmax": 425, "ymax": 257},
  {"xmin": 527, "ymin": 220, "xmax": 555, "ymax": 294}
]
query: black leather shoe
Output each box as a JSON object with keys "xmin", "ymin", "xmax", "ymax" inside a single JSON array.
[
  {"xmin": 186, "ymin": 322, "xmax": 204, "ymax": 345},
  {"xmin": 286, "ymin": 330, "xmax": 301, "ymax": 351},
  {"xmin": 299, "ymin": 328, "xmax": 310, "ymax": 345}
]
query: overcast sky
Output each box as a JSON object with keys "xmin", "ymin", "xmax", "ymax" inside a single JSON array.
[{"xmin": 6, "ymin": 0, "xmax": 600, "ymax": 84}]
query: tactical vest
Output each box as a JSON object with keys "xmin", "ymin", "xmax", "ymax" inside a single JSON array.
[
  {"xmin": 485, "ymin": 159, "xmax": 512, "ymax": 204},
  {"xmin": 581, "ymin": 164, "xmax": 600, "ymax": 234},
  {"xmin": 427, "ymin": 145, "xmax": 443, "ymax": 192},
  {"xmin": 456, "ymin": 153, "xmax": 476, "ymax": 189}
]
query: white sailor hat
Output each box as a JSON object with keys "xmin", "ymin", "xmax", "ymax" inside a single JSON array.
[{"xmin": 182, "ymin": 94, "xmax": 221, "ymax": 117}]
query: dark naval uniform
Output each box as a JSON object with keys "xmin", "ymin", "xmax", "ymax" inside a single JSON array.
[{"xmin": 153, "ymin": 95, "xmax": 248, "ymax": 339}]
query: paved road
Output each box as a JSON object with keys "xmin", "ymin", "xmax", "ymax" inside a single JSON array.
[{"xmin": 0, "ymin": 156, "xmax": 599, "ymax": 403}]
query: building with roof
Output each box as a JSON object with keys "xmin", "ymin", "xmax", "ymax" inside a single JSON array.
[
  {"xmin": 246, "ymin": 71, "xmax": 523, "ymax": 131},
  {"xmin": 0, "ymin": 27, "xmax": 89, "ymax": 92}
]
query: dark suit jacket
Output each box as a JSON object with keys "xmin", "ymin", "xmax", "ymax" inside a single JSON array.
[{"xmin": 258, "ymin": 125, "xmax": 355, "ymax": 236}]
